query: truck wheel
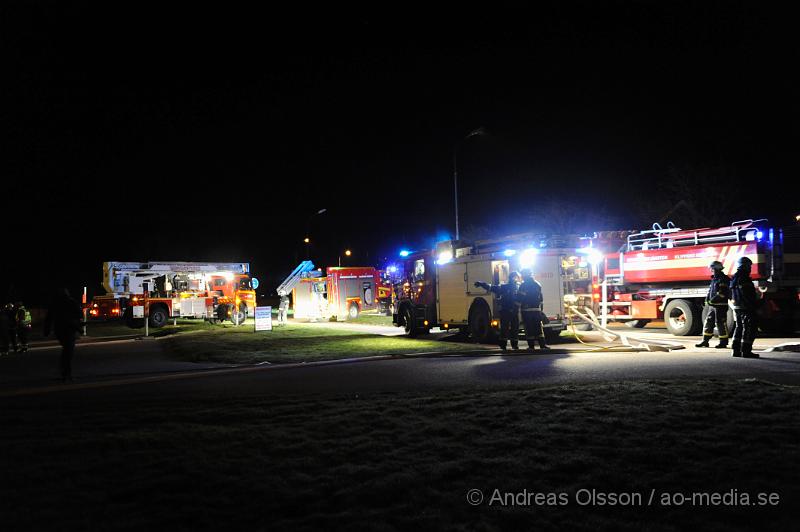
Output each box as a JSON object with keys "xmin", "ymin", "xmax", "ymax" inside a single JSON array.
[
  {"xmin": 402, "ymin": 307, "xmax": 418, "ymax": 338},
  {"xmin": 149, "ymin": 306, "xmax": 169, "ymax": 328},
  {"xmin": 231, "ymin": 307, "xmax": 246, "ymax": 324},
  {"xmin": 348, "ymin": 303, "xmax": 360, "ymax": 319},
  {"xmin": 469, "ymin": 303, "xmax": 492, "ymax": 343},
  {"xmin": 664, "ymin": 299, "xmax": 701, "ymax": 336},
  {"xmin": 624, "ymin": 319, "xmax": 649, "ymax": 328}
]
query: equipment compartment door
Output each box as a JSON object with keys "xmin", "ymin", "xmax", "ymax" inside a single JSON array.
[
  {"xmin": 436, "ymin": 262, "xmax": 469, "ymax": 324},
  {"xmin": 535, "ymin": 254, "xmax": 564, "ymax": 320}
]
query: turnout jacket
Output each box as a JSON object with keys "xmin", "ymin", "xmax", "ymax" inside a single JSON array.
[
  {"xmin": 706, "ymin": 271, "xmax": 731, "ymax": 305},
  {"xmin": 475, "ymin": 281, "xmax": 520, "ymax": 312},
  {"xmin": 518, "ymin": 279, "xmax": 544, "ymax": 311},
  {"xmin": 730, "ymin": 271, "xmax": 757, "ymax": 311}
]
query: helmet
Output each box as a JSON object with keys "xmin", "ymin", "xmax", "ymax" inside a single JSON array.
[
  {"xmin": 736, "ymin": 256, "xmax": 753, "ymax": 271},
  {"xmin": 509, "ymin": 271, "xmax": 522, "ymax": 282},
  {"xmin": 520, "ymin": 268, "xmax": 534, "ymax": 278},
  {"xmin": 709, "ymin": 261, "xmax": 724, "ymax": 270}
]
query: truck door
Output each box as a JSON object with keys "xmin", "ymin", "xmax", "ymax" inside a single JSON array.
[{"xmin": 535, "ymin": 254, "xmax": 564, "ymax": 321}]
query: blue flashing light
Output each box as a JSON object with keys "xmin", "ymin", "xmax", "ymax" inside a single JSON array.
[
  {"xmin": 756, "ymin": 230, "xmax": 764, "ymax": 241},
  {"xmin": 399, "ymin": 250, "xmax": 410, "ymax": 257},
  {"xmin": 503, "ymin": 249, "xmax": 517, "ymax": 257}
]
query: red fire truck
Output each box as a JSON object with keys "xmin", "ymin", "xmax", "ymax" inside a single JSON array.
[
  {"xmin": 293, "ymin": 266, "xmax": 386, "ymax": 321},
  {"xmin": 593, "ymin": 220, "xmax": 800, "ymax": 336}
]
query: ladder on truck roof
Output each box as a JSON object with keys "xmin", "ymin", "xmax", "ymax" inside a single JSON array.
[
  {"xmin": 625, "ymin": 220, "xmax": 768, "ymax": 251},
  {"xmin": 103, "ymin": 262, "xmax": 250, "ymax": 294},
  {"xmin": 276, "ymin": 261, "xmax": 316, "ymax": 296},
  {"xmin": 105, "ymin": 262, "xmax": 249, "ymax": 273}
]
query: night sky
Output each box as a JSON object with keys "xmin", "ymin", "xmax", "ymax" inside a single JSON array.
[{"xmin": 4, "ymin": 3, "xmax": 797, "ymax": 303}]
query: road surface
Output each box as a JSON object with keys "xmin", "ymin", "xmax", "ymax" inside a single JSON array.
[{"xmin": 1, "ymin": 324, "xmax": 798, "ymax": 403}]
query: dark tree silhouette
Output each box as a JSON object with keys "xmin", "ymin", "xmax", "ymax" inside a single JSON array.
[{"xmin": 636, "ymin": 163, "xmax": 747, "ymax": 229}]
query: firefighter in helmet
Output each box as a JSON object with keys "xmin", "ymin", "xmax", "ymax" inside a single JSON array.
[
  {"xmin": 695, "ymin": 261, "xmax": 731, "ymax": 349},
  {"xmin": 730, "ymin": 256, "xmax": 759, "ymax": 358},
  {"xmin": 474, "ymin": 271, "xmax": 522, "ymax": 351},
  {"xmin": 518, "ymin": 268, "xmax": 549, "ymax": 350},
  {"xmin": 15, "ymin": 301, "xmax": 32, "ymax": 352}
]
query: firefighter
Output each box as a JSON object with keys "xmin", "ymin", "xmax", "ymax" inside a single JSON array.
[
  {"xmin": 277, "ymin": 293, "xmax": 290, "ymax": 324},
  {"xmin": 474, "ymin": 271, "xmax": 522, "ymax": 351},
  {"xmin": 518, "ymin": 269, "xmax": 549, "ymax": 350},
  {"xmin": 4, "ymin": 303, "xmax": 17, "ymax": 353},
  {"xmin": 695, "ymin": 261, "xmax": 731, "ymax": 348},
  {"xmin": 730, "ymin": 256, "xmax": 759, "ymax": 358},
  {"xmin": 15, "ymin": 301, "xmax": 32, "ymax": 352}
]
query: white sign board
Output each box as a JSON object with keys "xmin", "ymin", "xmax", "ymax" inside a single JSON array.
[
  {"xmin": 133, "ymin": 305, "xmax": 144, "ymax": 318},
  {"xmin": 254, "ymin": 306, "xmax": 272, "ymax": 331}
]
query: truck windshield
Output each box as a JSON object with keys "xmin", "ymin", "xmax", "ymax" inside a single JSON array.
[{"xmin": 238, "ymin": 278, "xmax": 252, "ymax": 290}]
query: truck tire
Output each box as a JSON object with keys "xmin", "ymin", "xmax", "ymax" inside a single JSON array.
[
  {"xmin": 700, "ymin": 305, "xmax": 736, "ymax": 337},
  {"xmin": 148, "ymin": 306, "xmax": 169, "ymax": 328},
  {"xmin": 468, "ymin": 301, "xmax": 492, "ymax": 343},
  {"xmin": 664, "ymin": 299, "xmax": 701, "ymax": 336},
  {"xmin": 402, "ymin": 306, "xmax": 419, "ymax": 338},
  {"xmin": 348, "ymin": 303, "xmax": 360, "ymax": 319},
  {"xmin": 624, "ymin": 319, "xmax": 649, "ymax": 328},
  {"xmin": 231, "ymin": 306, "xmax": 246, "ymax": 324}
]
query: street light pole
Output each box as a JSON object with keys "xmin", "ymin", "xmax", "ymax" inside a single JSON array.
[
  {"xmin": 304, "ymin": 208, "xmax": 327, "ymax": 259},
  {"xmin": 453, "ymin": 127, "xmax": 486, "ymax": 242}
]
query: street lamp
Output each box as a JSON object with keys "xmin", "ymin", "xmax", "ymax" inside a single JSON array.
[
  {"xmin": 339, "ymin": 249, "xmax": 352, "ymax": 267},
  {"xmin": 304, "ymin": 208, "xmax": 327, "ymax": 258},
  {"xmin": 453, "ymin": 127, "xmax": 486, "ymax": 241}
]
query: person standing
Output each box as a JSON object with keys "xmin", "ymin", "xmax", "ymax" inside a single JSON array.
[
  {"xmin": 730, "ymin": 257, "xmax": 759, "ymax": 358},
  {"xmin": 44, "ymin": 288, "xmax": 84, "ymax": 381},
  {"xmin": 695, "ymin": 261, "xmax": 731, "ymax": 349},
  {"xmin": 14, "ymin": 301, "xmax": 32, "ymax": 352},
  {"xmin": 4, "ymin": 303, "xmax": 17, "ymax": 353},
  {"xmin": 474, "ymin": 271, "xmax": 522, "ymax": 351},
  {"xmin": 277, "ymin": 293, "xmax": 290, "ymax": 325},
  {"xmin": 0, "ymin": 307, "xmax": 9, "ymax": 356},
  {"xmin": 518, "ymin": 269, "xmax": 549, "ymax": 350}
]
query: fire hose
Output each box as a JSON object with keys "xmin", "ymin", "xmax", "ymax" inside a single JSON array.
[{"xmin": 565, "ymin": 305, "xmax": 685, "ymax": 352}]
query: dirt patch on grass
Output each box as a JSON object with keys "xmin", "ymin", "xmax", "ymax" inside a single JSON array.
[{"xmin": 1, "ymin": 379, "xmax": 799, "ymax": 530}]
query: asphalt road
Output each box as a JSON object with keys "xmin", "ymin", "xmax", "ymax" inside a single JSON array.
[{"xmin": 1, "ymin": 326, "xmax": 799, "ymax": 403}]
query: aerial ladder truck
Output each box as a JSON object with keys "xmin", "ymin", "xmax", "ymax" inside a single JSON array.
[{"xmin": 90, "ymin": 261, "xmax": 256, "ymax": 328}]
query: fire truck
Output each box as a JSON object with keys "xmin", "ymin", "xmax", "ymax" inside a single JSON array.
[
  {"xmin": 392, "ymin": 233, "xmax": 598, "ymax": 342},
  {"xmin": 95, "ymin": 262, "xmax": 256, "ymax": 328},
  {"xmin": 594, "ymin": 220, "xmax": 800, "ymax": 336},
  {"xmin": 293, "ymin": 266, "xmax": 387, "ymax": 321}
]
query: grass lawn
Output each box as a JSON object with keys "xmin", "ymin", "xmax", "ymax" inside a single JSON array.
[
  {"xmin": 162, "ymin": 322, "xmax": 476, "ymax": 364},
  {"xmin": 1, "ymin": 379, "xmax": 798, "ymax": 530},
  {"xmin": 348, "ymin": 312, "xmax": 394, "ymax": 326}
]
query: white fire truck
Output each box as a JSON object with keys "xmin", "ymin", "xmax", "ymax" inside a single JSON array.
[
  {"xmin": 392, "ymin": 233, "xmax": 598, "ymax": 342},
  {"xmin": 593, "ymin": 220, "xmax": 800, "ymax": 336},
  {"xmin": 97, "ymin": 262, "xmax": 256, "ymax": 328}
]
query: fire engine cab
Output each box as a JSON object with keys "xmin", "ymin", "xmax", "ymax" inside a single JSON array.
[
  {"xmin": 594, "ymin": 220, "xmax": 800, "ymax": 336},
  {"xmin": 392, "ymin": 233, "xmax": 598, "ymax": 342}
]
